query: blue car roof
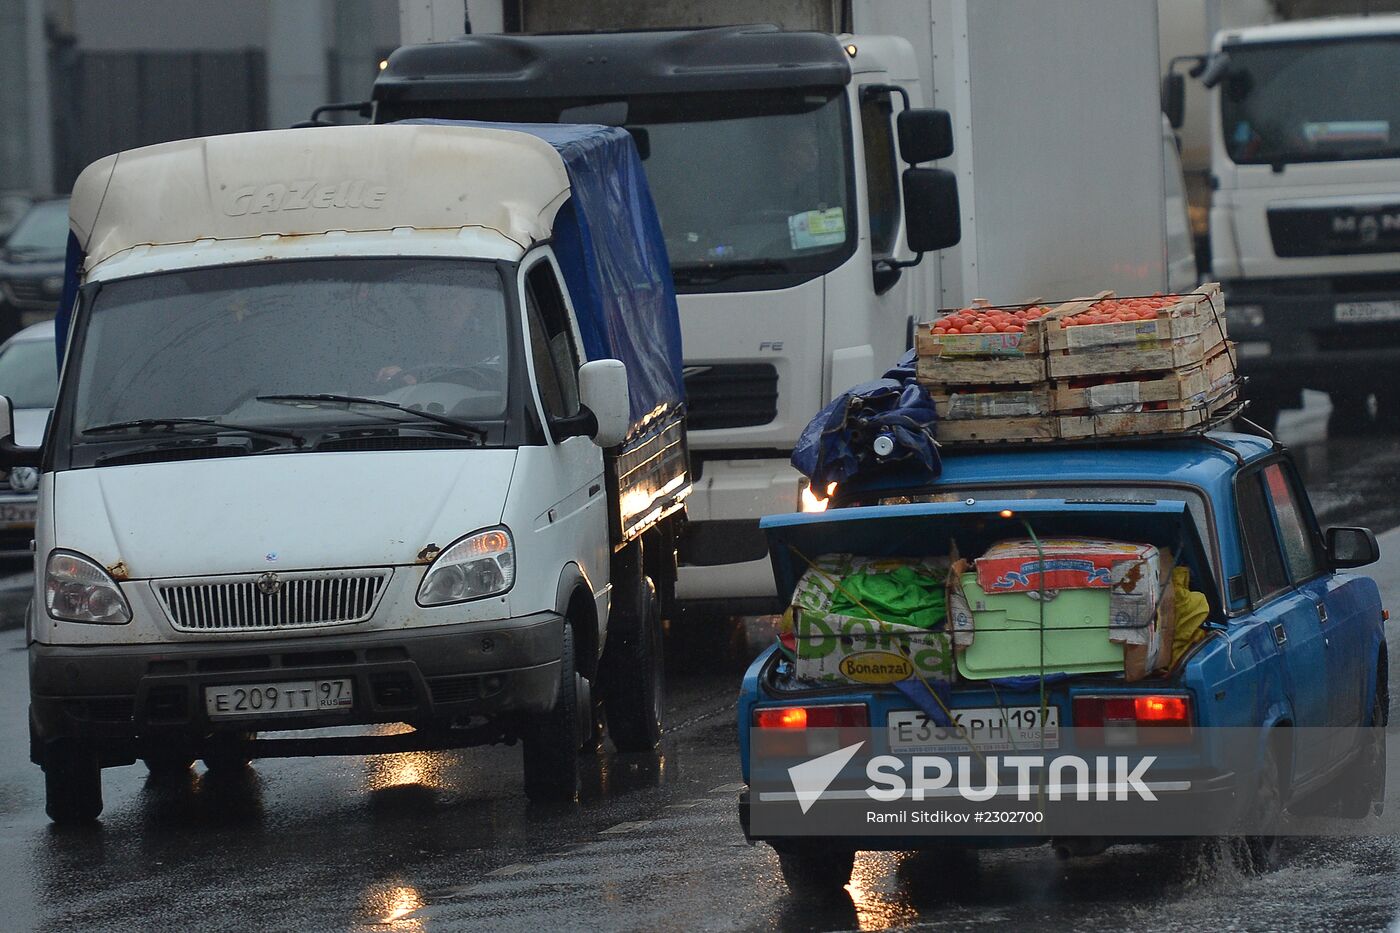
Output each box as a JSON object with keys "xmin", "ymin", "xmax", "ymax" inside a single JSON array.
[
  {"xmin": 845, "ymin": 432, "xmax": 1272, "ymax": 497},
  {"xmin": 825, "ymin": 431, "xmax": 1275, "ymax": 613}
]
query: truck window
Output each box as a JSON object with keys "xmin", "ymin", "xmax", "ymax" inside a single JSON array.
[
  {"xmin": 860, "ymin": 90, "xmax": 900, "ymax": 259},
  {"xmin": 1221, "ymin": 37, "xmax": 1400, "ymax": 166},
  {"xmin": 1236, "ymin": 470, "xmax": 1292, "ymax": 601},
  {"xmin": 523, "ymin": 262, "xmax": 581, "ymax": 423},
  {"xmin": 1261, "ymin": 462, "xmax": 1324, "ymax": 583}
]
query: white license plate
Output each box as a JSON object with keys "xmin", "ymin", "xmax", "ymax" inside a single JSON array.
[
  {"xmin": 204, "ymin": 679, "xmax": 353, "ymax": 719},
  {"xmin": 1335, "ymin": 300, "xmax": 1400, "ymax": 322},
  {"xmin": 888, "ymin": 706, "xmax": 1060, "ymax": 754},
  {"xmin": 0, "ymin": 502, "xmax": 36, "ymax": 526}
]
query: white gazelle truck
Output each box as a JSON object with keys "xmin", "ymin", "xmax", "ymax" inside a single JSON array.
[
  {"xmin": 17, "ymin": 121, "xmax": 691, "ymax": 822},
  {"xmin": 363, "ymin": 0, "xmax": 1180, "ymax": 611}
]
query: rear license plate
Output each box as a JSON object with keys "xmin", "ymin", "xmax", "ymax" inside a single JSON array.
[
  {"xmin": 0, "ymin": 502, "xmax": 36, "ymax": 526},
  {"xmin": 1335, "ymin": 299, "xmax": 1400, "ymax": 322},
  {"xmin": 204, "ymin": 679, "xmax": 353, "ymax": 719},
  {"xmin": 888, "ymin": 706, "xmax": 1060, "ymax": 754}
]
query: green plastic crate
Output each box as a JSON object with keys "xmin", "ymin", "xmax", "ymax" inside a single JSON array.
[{"xmin": 955, "ymin": 572, "xmax": 1124, "ymax": 680}]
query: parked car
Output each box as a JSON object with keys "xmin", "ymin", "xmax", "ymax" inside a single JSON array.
[
  {"xmin": 0, "ymin": 192, "xmax": 34, "ymax": 244},
  {"xmin": 0, "ymin": 320, "xmax": 56, "ymax": 557},
  {"xmin": 738, "ymin": 433, "xmax": 1385, "ymax": 890},
  {"xmin": 0, "ymin": 199, "xmax": 69, "ymax": 341}
]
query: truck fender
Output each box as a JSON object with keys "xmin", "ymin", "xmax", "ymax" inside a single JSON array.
[{"xmin": 554, "ymin": 562, "xmax": 600, "ymax": 681}]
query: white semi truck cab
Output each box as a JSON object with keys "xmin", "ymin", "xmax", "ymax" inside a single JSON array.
[
  {"xmin": 18, "ymin": 122, "xmax": 690, "ymax": 822},
  {"xmin": 1176, "ymin": 15, "xmax": 1400, "ymax": 429},
  {"xmin": 367, "ymin": 26, "xmax": 961, "ymax": 611}
]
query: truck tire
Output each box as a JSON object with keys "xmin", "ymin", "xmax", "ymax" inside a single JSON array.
[
  {"xmin": 202, "ymin": 731, "xmax": 255, "ymax": 774},
  {"xmin": 775, "ymin": 845, "xmax": 855, "ymax": 895},
  {"xmin": 522, "ymin": 623, "xmax": 584, "ymax": 803},
  {"xmin": 44, "ymin": 740, "xmax": 103, "ymax": 824},
  {"xmin": 1328, "ymin": 390, "xmax": 1372, "ymax": 436},
  {"xmin": 143, "ymin": 753, "xmax": 195, "ymax": 778},
  {"xmin": 601, "ymin": 576, "xmax": 665, "ymax": 753}
]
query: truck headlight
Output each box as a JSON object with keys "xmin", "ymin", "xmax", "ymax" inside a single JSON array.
[
  {"xmin": 44, "ymin": 550, "xmax": 132, "ymax": 624},
  {"xmin": 417, "ymin": 527, "xmax": 515, "ymax": 606}
]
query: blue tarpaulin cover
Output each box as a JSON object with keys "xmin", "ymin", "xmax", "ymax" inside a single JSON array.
[
  {"xmin": 791, "ymin": 351, "xmax": 941, "ymax": 490},
  {"xmin": 57, "ymin": 120, "xmax": 686, "ymax": 435},
  {"xmin": 405, "ymin": 120, "xmax": 684, "ymax": 432}
]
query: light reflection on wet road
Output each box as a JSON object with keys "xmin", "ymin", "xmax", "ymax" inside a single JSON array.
[{"xmin": 3, "ymin": 402, "xmax": 1400, "ymax": 930}]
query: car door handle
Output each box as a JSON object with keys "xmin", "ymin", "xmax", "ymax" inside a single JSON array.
[{"xmin": 1316, "ymin": 601, "xmax": 1329, "ymax": 625}]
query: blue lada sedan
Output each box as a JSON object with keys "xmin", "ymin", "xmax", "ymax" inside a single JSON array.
[{"xmin": 738, "ymin": 433, "xmax": 1386, "ymax": 892}]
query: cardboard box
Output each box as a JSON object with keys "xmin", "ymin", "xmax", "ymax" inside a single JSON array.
[{"xmin": 788, "ymin": 554, "xmax": 955, "ymax": 686}]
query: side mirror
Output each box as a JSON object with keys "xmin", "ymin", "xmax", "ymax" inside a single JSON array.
[
  {"xmin": 1326, "ymin": 526, "xmax": 1379, "ymax": 569},
  {"xmin": 896, "ymin": 108, "xmax": 954, "ymax": 164},
  {"xmin": 1199, "ymin": 51, "xmax": 1232, "ymax": 90},
  {"xmin": 902, "ymin": 168, "xmax": 961, "ymax": 253},
  {"xmin": 578, "ymin": 359, "xmax": 629, "ymax": 448},
  {"xmin": 0, "ymin": 395, "xmax": 38, "ymax": 469},
  {"xmin": 1162, "ymin": 73, "xmax": 1185, "ymax": 130}
]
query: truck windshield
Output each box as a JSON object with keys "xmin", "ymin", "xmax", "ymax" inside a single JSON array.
[
  {"xmin": 382, "ymin": 89, "xmax": 853, "ymax": 290},
  {"xmin": 65, "ymin": 258, "xmax": 511, "ymax": 460},
  {"xmin": 1221, "ymin": 37, "xmax": 1400, "ymax": 165}
]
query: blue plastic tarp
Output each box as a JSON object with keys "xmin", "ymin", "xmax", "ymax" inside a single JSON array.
[
  {"xmin": 791, "ymin": 374, "xmax": 941, "ymax": 491},
  {"xmin": 404, "ymin": 119, "xmax": 685, "ymax": 432}
]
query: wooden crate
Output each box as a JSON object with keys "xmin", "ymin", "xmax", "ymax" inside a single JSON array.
[
  {"xmin": 1058, "ymin": 383, "xmax": 1239, "ymax": 439},
  {"xmin": 1048, "ymin": 328, "xmax": 1227, "ymax": 379},
  {"xmin": 1051, "ymin": 344, "xmax": 1237, "ymax": 413},
  {"xmin": 1041, "ymin": 283, "xmax": 1225, "ymax": 353},
  {"xmin": 916, "ymin": 298, "xmax": 1049, "ymax": 359},
  {"xmin": 917, "ymin": 354, "xmax": 1046, "ymax": 386},
  {"xmin": 931, "ymin": 385, "xmax": 1051, "ymax": 420},
  {"xmin": 938, "ymin": 415, "xmax": 1058, "ymax": 443},
  {"xmin": 1044, "ymin": 284, "xmax": 1229, "ymax": 379}
]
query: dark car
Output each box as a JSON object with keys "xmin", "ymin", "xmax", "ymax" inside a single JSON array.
[{"xmin": 0, "ymin": 198, "xmax": 69, "ymax": 341}]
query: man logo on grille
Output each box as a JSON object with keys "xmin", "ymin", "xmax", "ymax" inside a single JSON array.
[{"xmin": 256, "ymin": 572, "xmax": 283, "ymax": 595}]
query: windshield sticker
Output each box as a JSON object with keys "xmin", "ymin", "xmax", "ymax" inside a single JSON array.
[
  {"xmin": 789, "ymin": 207, "xmax": 846, "ymax": 250},
  {"xmin": 1303, "ymin": 121, "xmax": 1389, "ymax": 146}
]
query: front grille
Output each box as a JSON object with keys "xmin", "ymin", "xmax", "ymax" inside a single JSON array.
[
  {"xmin": 155, "ymin": 570, "xmax": 391, "ymax": 633},
  {"xmin": 1318, "ymin": 322, "xmax": 1400, "ymax": 352},
  {"xmin": 4, "ymin": 279, "xmax": 49, "ymax": 306},
  {"xmin": 683, "ymin": 363, "xmax": 778, "ymax": 430}
]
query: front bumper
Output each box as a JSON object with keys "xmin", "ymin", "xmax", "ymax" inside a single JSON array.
[
  {"xmin": 1224, "ymin": 278, "xmax": 1400, "ymax": 394},
  {"xmin": 29, "ymin": 612, "xmax": 563, "ymax": 762}
]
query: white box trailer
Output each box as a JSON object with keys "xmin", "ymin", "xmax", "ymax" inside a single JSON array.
[{"xmin": 856, "ymin": 0, "xmax": 1176, "ymax": 306}]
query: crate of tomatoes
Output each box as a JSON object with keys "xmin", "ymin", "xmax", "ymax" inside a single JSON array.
[
  {"xmin": 915, "ymin": 300, "xmax": 1053, "ymax": 385},
  {"xmin": 1042, "ymin": 284, "xmax": 1227, "ymax": 379}
]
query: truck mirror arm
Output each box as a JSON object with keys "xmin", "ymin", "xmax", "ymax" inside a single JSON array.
[
  {"xmin": 304, "ymin": 101, "xmax": 374, "ymax": 125},
  {"xmin": 550, "ymin": 408, "xmax": 600, "ymax": 443},
  {"xmin": 0, "ymin": 438, "xmax": 41, "ymax": 471}
]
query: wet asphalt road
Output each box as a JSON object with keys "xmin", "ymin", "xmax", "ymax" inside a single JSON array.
[{"xmin": 5, "ymin": 399, "xmax": 1400, "ymax": 931}]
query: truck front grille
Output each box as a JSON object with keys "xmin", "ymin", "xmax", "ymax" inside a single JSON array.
[
  {"xmin": 683, "ymin": 363, "xmax": 778, "ymax": 430},
  {"xmin": 155, "ymin": 570, "xmax": 390, "ymax": 633}
]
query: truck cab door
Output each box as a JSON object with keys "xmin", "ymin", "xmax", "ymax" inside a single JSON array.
[
  {"xmin": 518, "ymin": 252, "xmax": 609, "ymax": 610},
  {"xmin": 1236, "ymin": 464, "xmax": 1331, "ymax": 784}
]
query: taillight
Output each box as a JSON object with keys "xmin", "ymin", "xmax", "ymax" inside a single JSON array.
[
  {"xmin": 753, "ymin": 703, "xmax": 869, "ymax": 729},
  {"xmin": 1073, "ymin": 694, "xmax": 1193, "ymax": 745}
]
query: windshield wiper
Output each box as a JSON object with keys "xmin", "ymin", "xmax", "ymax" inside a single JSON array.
[
  {"xmin": 255, "ymin": 394, "xmax": 487, "ymax": 441},
  {"xmin": 672, "ymin": 259, "xmax": 793, "ymax": 284},
  {"xmin": 83, "ymin": 417, "xmax": 306, "ymax": 444}
]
